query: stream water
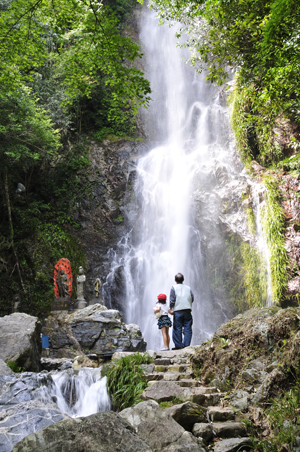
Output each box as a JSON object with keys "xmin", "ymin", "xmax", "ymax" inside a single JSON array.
[
  {"xmin": 102, "ymin": 6, "xmax": 270, "ymax": 349},
  {"xmin": 48, "ymin": 368, "xmax": 110, "ymax": 418}
]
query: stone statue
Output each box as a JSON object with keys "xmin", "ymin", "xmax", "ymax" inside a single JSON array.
[
  {"xmin": 13, "ymin": 294, "xmax": 21, "ymax": 312},
  {"xmin": 53, "ymin": 258, "xmax": 73, "ymax": 300},
  {"xmin": 58, "ymin": 269, "xmax": 69, "ymax": 298},
  {"xmin": 52, "ymin": 258, "xmax": 73, "ymax": 311},
  {"xmin": 77, "ymin": 266, "xmax": 86, "ymax": 301},
  {"xmin": 94, "ymin": 278, "xmax": 101, "ymax": 298},
  {"xmin": 75, "ymin": 266, "xmax": 87, "ymax": 309},
  {"xmin": 89, "ymin": 277, "xmax": 102, "ymax": 305}
]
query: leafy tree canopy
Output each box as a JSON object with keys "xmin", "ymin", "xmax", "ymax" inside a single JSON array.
[{"xmin": 0, "ymin": 0, "xmax": 151, "ymax": 120}]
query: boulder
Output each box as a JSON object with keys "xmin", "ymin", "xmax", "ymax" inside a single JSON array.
[
  {"xmin": 140, "ymin": 381, "xmax": 190, "ymax": 403},
  {"xmin": 193, "ymin": 423, "xmax": 213, "ymax": 442},
  {"xmin": 42, "ymin": 304, "xmax": 146, "ymax": 358},
  {"xmin": 0, "ymin": 313, "xmax": 41, "ymax": 371},
  {"xmin": 12, "ymin": 411, "xmax": 152, "ymax": 452},
  {"xmin": 164, "ymin": 401, "xmax": 206, "ymax": 431},
  {"xmin": 0, "ymin": 359, "xmax": 14, "ymax": 377},
  {"xmin": 0, "ymin": 371, "xmax": 68, "ymax": 452},
  {"xmin": 41, "ymin": 357, "xmax": 72, "ymax": 371},
  {"xmin": 119, "ymin": 400, "xmax": 206, "ymax": 452}
]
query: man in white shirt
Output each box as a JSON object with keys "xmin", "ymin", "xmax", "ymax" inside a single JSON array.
[{"xmin": 169, "ymin": 273, "xmax": 194, "ymax": 349}]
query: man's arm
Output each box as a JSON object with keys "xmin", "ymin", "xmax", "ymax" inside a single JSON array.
[
  {"xmin": 169, "ymin": 286, "xmax": 176, "ymax": 309},
  {"xmin": 191, "ymin": 289, "xmax": 194, "ymax": 303}
]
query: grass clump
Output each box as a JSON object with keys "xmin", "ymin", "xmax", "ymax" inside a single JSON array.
[
  {"xmin": 261, "ymin": 175, "xmax": 288, "ymax": 304},
  {"xmin": 256, "ymin": 384, "xmax": 300, "ymax": 451},
  {"xmin": 159, "ymin": 396, "xmax": 185, "ymax": 409},
  {"xmin": 239, "ymin": 242, "xmax": 268, "ymax": 310},
  {"xmin": 7, "ymin": 360, "xmax": 22, "ymax": 373},
  {"xmin": 102, "ymin": 353, "xmax": 153, "ymax": 410}
]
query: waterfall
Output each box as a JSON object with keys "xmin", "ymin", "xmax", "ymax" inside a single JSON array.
[
  {"xmin": 50, "ymin": 368, "xmax": 111, "ymax": 418},
  {"xmin": 103, "ymin": 6, "xmax": 267, "ymax": 349}
]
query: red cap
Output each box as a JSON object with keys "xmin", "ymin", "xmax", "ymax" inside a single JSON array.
[{"xmin": 157, "ymin": 293, "xmax": 167, "ymax": 301}]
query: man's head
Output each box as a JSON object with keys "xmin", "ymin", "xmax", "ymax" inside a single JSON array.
[{"xmin": 175, "ymin": 273, "xmax": 184, "ymax": 284}]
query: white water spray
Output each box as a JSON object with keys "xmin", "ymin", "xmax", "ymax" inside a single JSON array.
[
  {"xmin": 103, "ymin": 6, "xmax": 270, "ymax": 349},
  {"xmin": 50, "ymin": 368, "xmax": 110, "ymax": 418}
]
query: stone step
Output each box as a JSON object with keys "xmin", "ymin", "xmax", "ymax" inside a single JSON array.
[
  {"xmin": 143, "ymin": 373, "xmax": 164, "ymax": 382},
  {"xmin": 207, "ymin": 407, "xmax": 236, "ymax": 422},
  {"xmin": 168, "ymin": 364, "xmax": 191, "ymax": 373},
  {"xmin": 193, "ymin": 423, "xmax": 213, "ymax": 442},
  {"xmin": 177, "ymin": 379, "xmax": 199, "ymax": 388},
  {"xmin": 164, "ymin": 372, "xmax": 193, "ymax": 381},
  {"xmin": 153, "ymin": 358, "xmax": 171, "ymax": 366},
  {"xmin": 163, "ymin": 372, "xmax": 181, "ymax": 381},
  {"xmin": 213, "ymin": 437, "xmax": 252, "ymax": 452},
  {"xmin": 154, "ymin": 365, "xmax": 168, "ymax": 372},
  {"xmin": 194, "ymin": 386, "xmax": 218, "ymax": 394},
  {"xmin": 212, "ymin": 421, "xmax": 247, "ymax": 439},
  {"xmin": 191, "ymin": 388, "xmax": 226, "ymax": 406}
]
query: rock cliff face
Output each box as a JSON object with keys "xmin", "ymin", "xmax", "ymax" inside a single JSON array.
[
  {"xmin": 42, "ymin": 304, "xmax": 146, "ymax": 358},
  {"xmin": 72, "ymin": 139, "xmax": 152, "ymax": 311},
  {"xmin": 0, "ymin": 313, "xmax": 41, "ymax": 372}
]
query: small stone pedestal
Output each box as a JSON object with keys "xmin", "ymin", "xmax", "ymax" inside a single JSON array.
[
  {"xmin": 51, "ymin": 297, "xmax": 70, "ymax": 311},
  {"xmin": 74, "ymin": 300, "xmax": 87, "ymax": 309}
]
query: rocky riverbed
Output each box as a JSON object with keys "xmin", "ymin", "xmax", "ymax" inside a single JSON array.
[{"xmin": 1, "ymin": 306, "xmax": 300, "ymax": 451}]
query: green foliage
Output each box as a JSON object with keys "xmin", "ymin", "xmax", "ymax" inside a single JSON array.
[
  {"xmin": 239, "ymin": 242, "xmax": 268, "ymax": 311},
  {"xmin": 6, "ymin": 360, "xmax": 22, "ymax": 373},
  {"xmin": 256, "ymin": 384, "xmax": 300, "ymax": 451},
  {"xmin": 102, "ymin": 353, "xmax": 153, "ymax": 410},
  {"xmin": 0, "ymin": 0, "xmax": 150, "ymax": 117},
  {"xmin": 150, "ymin": 0, "xmax": 300, "ymax": 158},
  {"xmin": 159, "ymin": 396, "xmax": 185, "ymax": 408},
  {"xmin": 229, "ymin": 74, "xmax": 287, "ymax": 167},
  {"xmin": 0, "ymin": 135, "xmax": 88, "ymax": 318},
  {"xmin": 0, "ymin": 89, "xmax": 60, "ymax": 169},
  {"xmin": 261, "ymin": 175, "xmax": 288, "ymax": 304}
]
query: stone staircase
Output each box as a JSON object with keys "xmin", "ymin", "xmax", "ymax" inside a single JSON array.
[{"xmin": 140, "ymin": 348, "xmax": 252, "ymax": 452}]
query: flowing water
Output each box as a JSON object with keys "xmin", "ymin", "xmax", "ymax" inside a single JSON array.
[
  {"xmin": 103, "ymin": 6, "xmax": 270, "ymax": 349},
  {"xmin": 50, "ymin": 368, "xmax": 110, "ymax": 417}
]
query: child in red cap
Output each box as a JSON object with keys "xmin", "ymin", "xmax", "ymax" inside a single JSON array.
[{"xmin": 154, "ymin": 293, "xmax": 172, "ymax": 351}]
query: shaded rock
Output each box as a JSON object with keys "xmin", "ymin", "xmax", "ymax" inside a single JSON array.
[
  {"xmin": 241, "ymin": 368, "xmax": 267, "ymax": 385},
  {"xmin": 164, "ymin": 401, "xmax": 206, "ymax": 431},
  {"xmin": 162, "ymin": 430, "xmax": 207, "ymax": 452},
  {"xmin": 0, "ymin": 313, "xmax": 41, "ymax": 372},
  {"xmin": 207, "ymin": 407, "xmax": 236, "ymax": 422},
  {"xmin": 0, "ymin": 399, "xmax": 68, "ymax": 452},
  {"xmin": 0, "ymin": 359, "xmax": 14, "ymax": 376},
  {"xmin": 119, "ymin": 400, "xmax": 206, "ymax": 452},
  {"xmin": 212, "ymin": 421, "xmax": 247, "ymax": 438},
  {"xmin": 43, "ymin": 304, "xmax": 146, "ymax": 358},
  {"xmin": 40, "ymin": 357, "xmax": 72, "ymax": 371},
  {"xmin": 213, "ymin": 437, "xmax": 252, "ymax": 452},
  {"xmin": 0, "ymin": 371, "xmax": 68, "ymax": 452},
  {"xmin": 12, "ymin": 411, "xmax": 151, "ymax": 452},
  {"xmin": 250, "ymin": 368, "xmax": 284, "ymax": 403},
  {"xmin": 140, "ymin": 364, "xmax": 155, "ymax": 374},
  {"xmin": 229, "ymin": 390, "xmax": 249, "ymax": 410},
  {"xmin": 193, "ymin": 423, "xmax": 213, "ymax": 442}
]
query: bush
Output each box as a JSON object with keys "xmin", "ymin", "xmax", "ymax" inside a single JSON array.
[{"xmin": 102, "ymin": 353, "xmax": 153, "ymax": 410}]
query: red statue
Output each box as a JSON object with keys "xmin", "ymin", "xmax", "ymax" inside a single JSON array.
[{"xmin": 54, "ymin": 258, "xmax": 73, "ymax": 298}]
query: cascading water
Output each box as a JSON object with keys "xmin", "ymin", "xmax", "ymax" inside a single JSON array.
[
  {"xmin": 49, "ymin": 368, "xmax": 110, "ymax": 418},
  {"xmin": 103, "ymin": 5, "xmax": 270, "ymax": 349}
]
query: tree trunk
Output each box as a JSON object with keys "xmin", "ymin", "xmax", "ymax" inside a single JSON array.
[{"xmin": 4, "ymin": 168, "xmax": 27, "ymax": 298}]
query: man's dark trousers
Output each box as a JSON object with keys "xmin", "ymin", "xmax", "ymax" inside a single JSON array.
[{"xmin": 172, "ymin": 309, "xmax": 193, "ymax": 349}]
